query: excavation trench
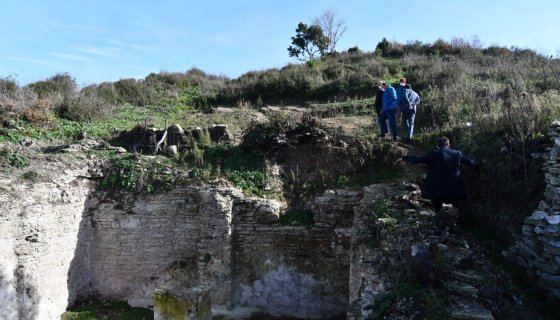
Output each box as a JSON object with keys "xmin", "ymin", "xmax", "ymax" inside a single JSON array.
[{"xmin": 1, "ymin": 171, "xmax": 366, "ymax": 319}]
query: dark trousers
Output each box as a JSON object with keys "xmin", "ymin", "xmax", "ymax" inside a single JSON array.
[{"xmin": 379, "ymin": 109, "xmax": 398, "ymax": 140}]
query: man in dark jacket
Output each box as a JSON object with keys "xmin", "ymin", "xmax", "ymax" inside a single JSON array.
[
  {"xmin": 374, "ymin": 81, "xmax": 384, "ymax": 116},
  {"xmin": 395, "ymin": 137, "xmax": 475, "ymax": 213},
  {"xmin": 396, "ymin": 77, "xmax": 408, "ymax": 111}
]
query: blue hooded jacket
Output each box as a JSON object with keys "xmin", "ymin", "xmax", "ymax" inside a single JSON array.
[
  {"xmin": 381, "ymin": 85, "xmax": 397, "ymax": 111},
  {"xmin": 396, "ymin": 85, "xmax": 408, "ymax": 109}
]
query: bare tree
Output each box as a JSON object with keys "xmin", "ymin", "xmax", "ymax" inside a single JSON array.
[{"xmin": 312, "ymin": 8, "xmax": 347, "ymax": 54}]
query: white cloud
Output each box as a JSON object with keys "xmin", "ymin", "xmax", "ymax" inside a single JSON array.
[
  {"xmin": 39, "ymin": 19, "xmax": 105, "ymax": 34},
  {"xmin": 101, "ymin": 38, "xmax": 157, "ymax": 52},
  {"xmin": 8, "ymin": 57, "xmax": 57, "ymax": 66},
  {"xmin": 72, "ymin": 45, "xmax": 120, "ymax": 58},
  {"xmin": 49, "ymin": 52, "xmax": 93, "ymax": 62}
]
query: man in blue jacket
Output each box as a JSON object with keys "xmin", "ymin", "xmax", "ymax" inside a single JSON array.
[
  {"xmin": 395, "ymin": 137, "xmax": 475, "ymax": 213},
  {"xmin": 396, "ymin": 77, "xmax": 408, "ymax": 111},
  {"xmin": 379, "ymin": 81, "xmax": 399, "ymax": 141}
]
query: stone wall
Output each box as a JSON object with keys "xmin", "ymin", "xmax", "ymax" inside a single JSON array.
[
  {"xmin": 230, "ymin": 190, "xmax": 360, "ymax": 318},
  {"xmin": 89, "ymin": 187, "xmax": 359, "ymax": 318},
  {"xmin": 507, "ymin": 121, "xmax": 560, "ymax": 297},
  {"xmin": 0, "ymin": 163, "xmax": 95, "ymax": 320},
  {"xmin": 1, "ymin": 158, "xmax": 362, "ymax": 319},
  {"xmin": 347, "ymin": 184, "xmax": 395, "ymax": 320},
  {"xmin": 88, "ymin": 187, "xmax": 239, "ymax": 307}
]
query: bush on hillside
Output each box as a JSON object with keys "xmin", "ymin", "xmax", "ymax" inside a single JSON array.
[
  {"xmin": 58, "ymin": 92, "xmax": 115, "ymax": 122},
  {"xmin": 0, "ymin": 77, "xmax": 38, "ymax": 126},
  {"xmin": 27, "ymin": 73, "xmax": 77, "ymax": 101},
  {"xmin": 113, "ymin": 78, "xmax": 154, "ymax": 106},
  {"xmin": 22, "ymin": 99, "xmax": 55, "ymax": 128}
]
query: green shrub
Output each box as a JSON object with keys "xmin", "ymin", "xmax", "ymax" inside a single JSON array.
[
  {"xmin": 0, "ymin": 151, "xmax": 29, "ymax": 168},
  {"xmin": 21, "ymin": 170, "xmax": 39, "ymax": 181},
  {"xmin": 57, "ymin": 93, "xmax": 114, "ymax": 122},
  {"xmin": 0, "ymin": 76, "xmax": 19, "ymax": 99},
  {"xmin": 113, "ymin": 78, "xmax": 154, "ymax": 106}
]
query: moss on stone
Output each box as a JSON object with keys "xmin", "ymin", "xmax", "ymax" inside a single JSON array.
[
  {"xmin": 153, "ymin": 287, "xmax": 211, "ymax": 320},
  {"xmin": 154, "ymin": 290, "xmax": 193, "ymax": 319}
]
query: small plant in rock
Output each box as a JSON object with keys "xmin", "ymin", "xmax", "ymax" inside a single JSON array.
[
  {"xmin": 336, "ymin": 174, "xmax": 350, "ymax": 187},
  {"xmin": 100, "ymin": 154, "xmax": 177, "ymax": 193},
  {"xmin": 1, "ymin": 150, "xmax": 29, "ymax": 168},
  {"xmin": 21, "ymin": 170, "xmax": 39, "ymax": 181}
]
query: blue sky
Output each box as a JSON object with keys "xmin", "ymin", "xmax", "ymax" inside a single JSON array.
[{"xmin": 1, "ymin": 0, "xmax": 558, "ymax": 86}]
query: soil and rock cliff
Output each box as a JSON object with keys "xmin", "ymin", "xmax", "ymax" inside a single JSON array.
[{"xmin": 1, "ymin": 111, "xmax": 560, "ymax": 320}]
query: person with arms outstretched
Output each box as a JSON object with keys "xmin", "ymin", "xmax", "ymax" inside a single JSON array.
[{"xmin": 395, "ymin": 136, "xmax": 475, "ymax": 213}]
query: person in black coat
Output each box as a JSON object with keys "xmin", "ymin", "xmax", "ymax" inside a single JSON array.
[
  {"xmin": 374, "ymin": 81, "xmax": 384, "ymax": 116},
  {"xmin": 395, "ymin": 137, "xmax": 476, "ymax": 213}
]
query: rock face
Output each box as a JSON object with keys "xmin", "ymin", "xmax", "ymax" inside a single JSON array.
[
  {"xmin": 230, "ymin": 189, "xmax": 359, "ymax": 318},
  {"xmin": 506, "ymin": 122, "xmax": 560, "ymax": 298},
  {"xmin": 0, "ymin": 159, "xmax": 357, "ymax": 319},
  {"xmin": 347, "ymin": 184, "xmax": 501, "ymax": 320},
  {"xmin": 0, "ymin": 160, "xmax": 97, "ymax": 320}
]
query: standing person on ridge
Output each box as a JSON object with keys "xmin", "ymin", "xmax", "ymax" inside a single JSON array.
[
  {"xmin": 396, "ymin": 77, "xmax": 408, "ymax": 112},
  {"xmin": 402, "ymin": 84, "xmax": 421, "ymax": 142},
  {"xmin": 374, "ymin": 80, "xmax": 384, "ymax": 117},
  {"xmin": 394, "ymin": 137, "xmax": 476, "ymax": 215},
  {"xmin": 378, "ymin": 81, "xmax": 399, "ymax": 141}
]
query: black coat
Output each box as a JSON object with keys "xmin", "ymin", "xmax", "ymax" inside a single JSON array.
[
  {"xmin": 403, "ymin": 147, "xmax": 475, "ymax": 200},
  {"xmin": 374, "ymin": 89, "xmax": 383, "ymax": 116}
]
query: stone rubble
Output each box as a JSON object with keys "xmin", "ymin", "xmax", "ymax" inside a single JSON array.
[{"xmin": 345, "ymin": 182, "xmax": 528, "ymax": 320}]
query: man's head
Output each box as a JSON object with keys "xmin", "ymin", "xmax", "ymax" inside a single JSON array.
[
  {"xmin": 436, "ymin": 136, "xmax": 450, "ymax": 148},
  {"xmin": 399, "ymin": 77, "xmax": 407, "ymax": 86},
  {"xmin": 380, "ymin": 81, "xmax": 387, "ymax": 91}
]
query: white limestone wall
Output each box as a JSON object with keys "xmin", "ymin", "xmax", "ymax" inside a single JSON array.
[
  {"xmin": 88, "ymin": 187, "xmax": 240, "ymax": 308},
  {"xmin": 0, "ymin": 166, "xmax": 94, "ymax": 320},
  {"xmin": 0, "ymin": 159, "xmax": 359, "ymax": 319}
]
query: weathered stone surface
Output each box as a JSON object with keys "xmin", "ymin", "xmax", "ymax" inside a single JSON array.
[
  {"xmin": 507, "ymin": 124, "xmax": 560, "ymax": 298},
  {"xmin": 547, "ymin": 215, "xmax": 560, "ymax": 225},
  {"xmin": 234, "ymin": 265, "xmax": 345, "ymax": 319},
  {"xmin": 410, "ymin": 242, "xmax": 433, "ymax": 285},
  {"xmin": 525, "ymin": 210, "xmax": 548, "ymax": 225},
  {"xmin": 208, "ymin": 124, "xmax": 232, "ymax": 142},
  {"xmin": 1, "ymin": 155, "xmax": 358, "ymax": 319},
  {"xmin": 165, "ymin": 145, "xmax": 178, "ymax": 156},
  {"xmin": 154, "ymin": 286, "xmax": 211, "ymax": 320},
  {"xmin": 0, "ymin": 162, "xmax": 95, "ymax": 320}
]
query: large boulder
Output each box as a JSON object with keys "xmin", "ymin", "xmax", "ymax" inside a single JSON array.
[{"xmin": 208, "ymin": 124, "xmax": 232, "ymax": 142}]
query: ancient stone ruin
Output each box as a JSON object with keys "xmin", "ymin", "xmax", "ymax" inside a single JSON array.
[
  {"xmin": 3, "ymin": 122, "xmax": 560, "ymax": 319},
  {"xmin": 0, "ymin": 163, "xmax": 357, "ymax": 319},
  {"xmin": 506, "ymin": 121, "xmax": 560, "ymax": 297},
  {"xmin": 119, "ymin": 122, "xmax": 232, "ymax": 155}
]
